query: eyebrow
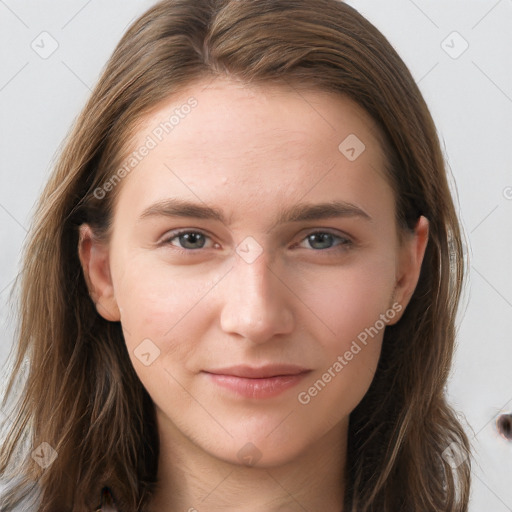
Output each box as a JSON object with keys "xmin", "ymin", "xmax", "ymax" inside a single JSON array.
[
  {"xmin": 138, "ymin": 198, "xmax": 372, "ymax": 226},
  {"xmin": 139, "ymin": 198, "xmax": 226, "ymax": 223}
]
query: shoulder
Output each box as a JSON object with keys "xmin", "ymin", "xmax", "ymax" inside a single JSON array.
[{"xmin": 0, "ymin": 475, "xmax": 41, "ymax": 511}]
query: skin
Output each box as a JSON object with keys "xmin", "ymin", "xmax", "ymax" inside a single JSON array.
[{"xmin": 79, "ymin": 77, "xmax": 429, "ymax": 512}]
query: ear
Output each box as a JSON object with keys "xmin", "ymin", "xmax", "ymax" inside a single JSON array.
[
  {"xmin": 387, "ymin": 216, "xmax": 429, "ymax": 325},
  {"xmin": 78, "ymin": 224, "xmax": 121, "ymax": 322}
]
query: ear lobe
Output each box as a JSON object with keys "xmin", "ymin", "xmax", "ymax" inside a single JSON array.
[
  {"xmin": 78, "ymin": 224, "xmax": 121, "ymax": 322},
  {"xmin": 387, "ymin": 216, "xmax": 429, "ymax": 325}
]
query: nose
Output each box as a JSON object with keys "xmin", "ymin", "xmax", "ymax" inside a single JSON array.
[{"xmin": 219, "ymin": 253, "xmax": 294, "ymax": 344}]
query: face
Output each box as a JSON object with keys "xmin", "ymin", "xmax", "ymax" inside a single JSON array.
[{"xmin": 80, "ymin": 77, "xmax": 428, "ymax": 468}]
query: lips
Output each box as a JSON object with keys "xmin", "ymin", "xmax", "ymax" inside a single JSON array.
[
  {"xmin": 204, "ymin": 364, "xmax": 311, "ymax": 379},
  {"xmin": 202, "ymin": 364, "xmax": 312, "ymax": 399}
]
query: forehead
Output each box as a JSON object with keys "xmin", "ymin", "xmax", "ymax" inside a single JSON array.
[
  {"xmin": 134, "ymin": 76, "xmax": 385, "ymax": 156},
  {"xmin": 114, "ymin": 77, "xmax": 393, "ymax": 225}
]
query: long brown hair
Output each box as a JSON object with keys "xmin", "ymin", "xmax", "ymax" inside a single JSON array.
[{"xmin": 0, "ymin": 0, "xmax": 471, "ymax": 510}]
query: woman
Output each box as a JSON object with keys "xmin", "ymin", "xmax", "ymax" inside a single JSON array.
[{"xmin": 0, "ymin": 0, "xmax": 471, "ymax": 510}]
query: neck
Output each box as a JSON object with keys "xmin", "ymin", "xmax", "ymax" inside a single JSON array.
[{"xmin": 147, "ymin": 411, "xmax": 347, "ymax": 512}]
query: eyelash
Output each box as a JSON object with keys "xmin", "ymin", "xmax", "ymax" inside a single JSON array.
[{"xmin": 159, "ymin": 229, "xmax": 353, "ymax": 254}]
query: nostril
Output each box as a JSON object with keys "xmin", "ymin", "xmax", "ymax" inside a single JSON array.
[{"xmin": 496, "ymin": 413, "xmax": 512, "ymax": 441}]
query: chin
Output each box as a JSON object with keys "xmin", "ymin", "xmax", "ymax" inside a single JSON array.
[{"xmin": 202, "ymin": 429, "xmax": 315, "ymax": 469}]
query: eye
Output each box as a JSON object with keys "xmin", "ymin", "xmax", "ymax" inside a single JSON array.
[
  {"xmin": 161, "ymin": 230, "xmax": 215, "ymax": 250},
  {"xmin": 297, "ymin": 231, "xmax": 352, "ymax": 251}
]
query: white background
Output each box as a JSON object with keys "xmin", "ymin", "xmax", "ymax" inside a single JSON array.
[{"xmin": 0, "ymin": 1, "xmax": 511, "ymax": 510}]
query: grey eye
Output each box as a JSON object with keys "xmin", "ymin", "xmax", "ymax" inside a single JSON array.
[
  {"xmin": 307, "ymin": 233, "xmax": 337, "ymax": 250},
  {"xmin": 176, "ymin": 232, "xmax": 207, "ymax": 249}
]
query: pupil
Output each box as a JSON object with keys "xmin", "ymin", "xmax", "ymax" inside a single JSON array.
[
  {"xmin": 181, "ymin": 233, "xmax": 205, "ymax": 249},
  {"xmin": 309, "ymin": 233, "xmax": 333, "ymax": 249}
]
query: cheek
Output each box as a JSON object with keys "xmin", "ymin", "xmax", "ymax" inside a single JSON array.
[
  {"xmin": 112, "ymin": 253, "xmax": 220, "ymax": 352},
  {"xmin": 292, "ymin": 256, "xmax": 395, "ymax": 409},
  {"xmin": 293, "ymin": 253, "xmax": 396, "ymax": 343}
]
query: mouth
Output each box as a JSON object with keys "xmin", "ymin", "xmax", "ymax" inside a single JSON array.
[{"xmin": 202, "ymin": 364, "xmax": 312, "ymax": 399}]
